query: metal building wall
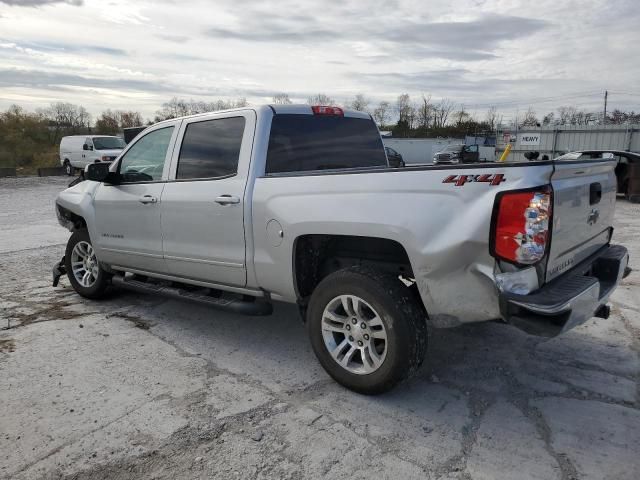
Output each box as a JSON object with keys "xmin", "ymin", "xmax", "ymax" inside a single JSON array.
[{"xmin": 496, "ymin": 125, "xmax": 640, "ymax": 162}]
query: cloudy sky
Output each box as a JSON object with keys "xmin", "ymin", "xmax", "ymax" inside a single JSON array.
[{"xmin": 1, "ymin": 0, "xmax": 639, "ymax": 122}]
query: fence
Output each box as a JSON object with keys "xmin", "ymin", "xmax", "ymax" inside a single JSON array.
[{"xmin": 496, "ymin": 124, "xmax": 640, "ymax": 162}]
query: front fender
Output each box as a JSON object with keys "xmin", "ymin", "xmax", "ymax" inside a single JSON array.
[{"xmin": 55, "ymin": 180, "xmax": 100, "ymax": 240}]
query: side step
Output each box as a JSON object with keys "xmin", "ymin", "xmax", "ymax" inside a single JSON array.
[{"xmin": 111, "ymin": 275, "xmax": 273, "ymax": 316}]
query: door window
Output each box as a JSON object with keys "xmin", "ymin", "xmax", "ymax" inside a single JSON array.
[
  {"xmin": 119, "ymin": 126, "xmax": 174, "ymax": 182},
  {"xmin": 176, "ymin": 117, "xmax": 245, "ymax": 180}
]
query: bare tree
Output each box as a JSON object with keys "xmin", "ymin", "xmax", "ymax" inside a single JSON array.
[
  {"xmin": 557, "ymin": 105, "xmax": 578, "ymax": 125},
  {"xmin": 95, "ymin": 110, "xmax": 143, "ymax": 135},
  {"xmin": 350, "ymin": 93, "xmax": 370, "ymax": 112},
  {"xmin": 417, "ymin": 94, "xmax": 433, "ymax": 129},
  {"xmin": 372, "ymin": 101, "xmax": 390, "ymax": 126},
  {"xmin": 155, "ymin": 97, "xmax": 248, "ymax": 122},
  {"xmin": 272, "ymin": 93, "xmax": 292, "ymax": 105},
  {"xmin": 307, "ymin": 93, "xmax": 337, "ymax": 106},
  {"xmin": 520, "ymin": 106, "xmax": 539, "ymax": 127},
  {"xmin": 485, "ymin": 106, "xmax": 499, "ymax": 131},
  {"xmin": 396, "ymin": 94, "xmax": 412, "ymax": 123},
  {"xmin": 542, "ymin": 112, "xmax": 554, "ymax": 126},
  {"xmin": 433, "ymin": 98, "xmax": 454, "ymax": 128},
  {"xmin": 39, "ymin": 102, "xmax": 91, "ymax": 144},
  {"xmin": 454, "ymin": 105, "xmax": 471, "ymax": 126}
]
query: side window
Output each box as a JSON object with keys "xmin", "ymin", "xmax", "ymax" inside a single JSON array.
[
  {"xmin": 176, "ymin": 117, "xmax": 245, "ymax": 180},
  {"xmin": 119, "ymin": 126, "xmax": 174, "ymax": 183}
]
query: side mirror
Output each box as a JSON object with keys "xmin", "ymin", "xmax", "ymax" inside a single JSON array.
[
  {"xmin": 82, "ymin": 144, "xmax": 89, "ymax": 151},
  {"xmin": 86, "ymin": 163, "xmax": 119, "ymax": 183}
]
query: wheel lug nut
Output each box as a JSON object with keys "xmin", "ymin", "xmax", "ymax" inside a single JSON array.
[
  {"xmin": 349, "ymin": 336, "xmax": 354, "ymax": 341},
  {"xmin": 357, "ymin": 341, "xmax": 363, "ymax": 346},
  {"xmin": 364, "ymin": 334, "xmax": 369, "ymax": 340},
  {"xmin": 351, "ymin": 318, "xmax": 357, "ymax": 324},
  {"xmin": 361, "ymin": 322, "xmax": 366, "ymax": 329},
  {"xmin": 346, "ymin": 325, "xmax": 351, "ymax": 331}
]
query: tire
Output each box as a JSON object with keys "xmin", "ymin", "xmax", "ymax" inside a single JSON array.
[
  {"xmin": 306, "ymin": 266, "xmax": 427, "ymax": 394},
  {"xmin": 64, "ymin": 160, "xmax": 74, "ymax": 176},
  {"xmin": 64, "ymin": 229, "xmax": 111, "ymax": 299}
]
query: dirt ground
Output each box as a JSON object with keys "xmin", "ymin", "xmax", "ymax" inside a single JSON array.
[{"xmin": 1, "ymin": 176, "xmax": 639, "ymax": 480}]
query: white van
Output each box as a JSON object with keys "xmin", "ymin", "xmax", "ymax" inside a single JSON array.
[{"xmin": 59, "ymin": 135, "xmax": 126, "ymax": 176}]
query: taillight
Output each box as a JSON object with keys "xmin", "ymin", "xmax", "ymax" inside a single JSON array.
[
  {"xmin": 491, "ymin": 188, "xmax": 552, "ymax": 265},
  {"xmin": 311, "ymin": 105, "xmax": 344, "ymax": 116}
]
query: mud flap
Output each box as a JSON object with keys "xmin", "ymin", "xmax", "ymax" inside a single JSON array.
[{"xmin": 52, "ymin": 256, "xmax": 66, "ymax": 287}]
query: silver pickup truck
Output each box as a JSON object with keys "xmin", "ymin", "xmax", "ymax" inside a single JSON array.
[{"xmin": 53, "ymin": 104, "xmax": 629, "ymax": 394}]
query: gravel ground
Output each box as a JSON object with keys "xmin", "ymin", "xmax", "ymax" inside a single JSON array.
[{"xmin": 0, "ymin": 176, "xmax": 639, "ymax": 480}]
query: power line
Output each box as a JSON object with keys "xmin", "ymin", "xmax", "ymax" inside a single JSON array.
[{"xmin": 466, "ymin": 91, "xmax": 603, "ymax": 109}]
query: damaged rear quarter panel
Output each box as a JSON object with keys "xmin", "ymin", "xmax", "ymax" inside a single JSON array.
[{"xmin": 251, "ymin": 164, "xmax": 554, "ymax": 326}]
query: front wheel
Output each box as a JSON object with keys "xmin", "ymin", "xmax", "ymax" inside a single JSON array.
[
  {"xmin": 307, "ymin": 266, "xmax": 428, "ymax": 394},
  {"xmin": 64, "ymin": 160, "xmax": 74, "ymax": 176},
  {"xmin": 64, "ymin": 229, "xmax": 111, "ymax": 299}
]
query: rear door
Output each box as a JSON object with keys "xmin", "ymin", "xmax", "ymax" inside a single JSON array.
[
  {"xmin": 160, "ymin": 110, "xmax": 255, "ymax": 287},
  {"xmin": 546, "ymin": 155, "xmax": 617, "ymax": 281}
]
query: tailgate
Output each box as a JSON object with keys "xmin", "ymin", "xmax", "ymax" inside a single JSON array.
[{"xmin": 546, "ymin": 158, "xmax": 617, "ymax": 282}]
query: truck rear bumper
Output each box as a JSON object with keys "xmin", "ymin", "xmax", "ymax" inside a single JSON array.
[{"xmin": 500, "ymin": 244, "xmax": 629, "ymax": 337}]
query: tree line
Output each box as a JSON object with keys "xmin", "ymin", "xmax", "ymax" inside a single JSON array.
[{"xmin": 2, "ymin": 94, "xmax": 639, "ymax": 170}]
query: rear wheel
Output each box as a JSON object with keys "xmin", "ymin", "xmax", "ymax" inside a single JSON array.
[
  {"xmin": 64, "ymin": 229, "xmax": 111, "ymax": 299},
  {"xmin": 307, "ymin": 266, "xmax": 427, "ymax": 394},
  {"xmin": 64, "ymin": 160, "xmax": 74, "ymax": 176}
]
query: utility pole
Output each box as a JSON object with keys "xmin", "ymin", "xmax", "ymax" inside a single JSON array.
[{"xmin": 603, "ymin": 90, "xmax": 608, "ymax": 125}]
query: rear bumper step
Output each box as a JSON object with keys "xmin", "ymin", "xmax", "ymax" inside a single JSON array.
[
  {"xmin": 111, "ymin": 275, "xmax": 273, "ymax": 316},
  {"xmin": 500, "ymin": 244, "xmax": 629, "ymax": 337}
]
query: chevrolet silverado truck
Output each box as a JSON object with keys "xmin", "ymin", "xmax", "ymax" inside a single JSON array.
[{"xmin": 52, "ymin": 104, "xmax": 629, "ymax": 394}]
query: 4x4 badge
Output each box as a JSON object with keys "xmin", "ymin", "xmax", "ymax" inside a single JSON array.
[{"xmin": 442, "ymin": 173, "xmax": 506, "ymax": 187}]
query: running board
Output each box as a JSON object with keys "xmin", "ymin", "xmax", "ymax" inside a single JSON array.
[{"xmin": 111, "ymin": 275, "xmax": 273, "ymax": 316}]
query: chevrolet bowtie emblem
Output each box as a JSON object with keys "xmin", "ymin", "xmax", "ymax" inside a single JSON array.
[{"xmin": 587, "ymin": 208, "xmax": 600, "ymax": 225}]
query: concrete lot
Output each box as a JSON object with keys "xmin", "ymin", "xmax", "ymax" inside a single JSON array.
[{"xmin": 0, "ymin": 176, "xmax": 639, "ymax": 480}]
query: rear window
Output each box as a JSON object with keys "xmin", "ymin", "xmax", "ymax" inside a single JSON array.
[{"xmin": 266, "ymin": 114, "xmax": 386, "ymax": 174}]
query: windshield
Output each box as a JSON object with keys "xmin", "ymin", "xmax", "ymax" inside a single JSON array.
[{"xmin": 92, "ymin": 137, "xmax": 125, "ymax": 150}]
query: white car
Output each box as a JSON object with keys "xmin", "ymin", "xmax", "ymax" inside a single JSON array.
[{"xmin": 59, "ymin": 135, "xmax": 126, "ymax": 176}]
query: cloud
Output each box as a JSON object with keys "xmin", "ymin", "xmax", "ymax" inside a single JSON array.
[
  {"xmin": 155, "ymin": 33, "xmax": 190, "ymax": 43},
  {"xmin": 203, "ymin": 13, "xmax": 547, "ymax": 61},
  {"xmin": 0, "ymin": 0, "xmax": 82, "ymax": 6},
  {"xmin": 12, "ymin": 39, "xmax": 127, "ymax": 56},
  {"xmin": 0, "ymin": 68, "xmax": 171, "ymax": 93}
]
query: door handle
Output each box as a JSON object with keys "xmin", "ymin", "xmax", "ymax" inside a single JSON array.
[
  {"xmin": 139, "ymin": 195, "xmax": 158, "ymax": 205},
  {"xmin": 215, "ymin": 195, "xmax": 240, "ymax": 205}
]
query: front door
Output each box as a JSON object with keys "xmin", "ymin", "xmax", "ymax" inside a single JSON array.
[
  {"xmin": 160, "ymin": 111, "xmax": 255, "ymax": 287},
  {"xmin": 93, "ymin": 122, "xmax": 180, "ymax": 273}
]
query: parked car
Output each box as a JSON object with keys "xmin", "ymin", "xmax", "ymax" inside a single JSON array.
[
  {"xmin": 433, "ymin": 144, "xmax": 479, "ymax": 164},
  {"xmin": 385, "ymin": 146, "xmax": 405, "ymax": 168},
  {"xmin": 59, "ymin": 135, "xmax": 126, "ymax": 176},
  {"xmin": 53, "ymin": 104, "xmax": 629, "ymax": 394}
]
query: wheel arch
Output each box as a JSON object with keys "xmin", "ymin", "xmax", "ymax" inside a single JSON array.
[{"xmin": 292, "ymin": 234, "xmax": 415, "ymax": 304}]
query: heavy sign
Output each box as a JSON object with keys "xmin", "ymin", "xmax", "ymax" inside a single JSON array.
[{"xmin": 518, "ymin": 133, "xmax": 541, "ymax": 146}]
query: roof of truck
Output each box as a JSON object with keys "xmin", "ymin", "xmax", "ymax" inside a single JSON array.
[{"xmin": 153, "ymin": 104, "xmax": 372, "ymax": 127}]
